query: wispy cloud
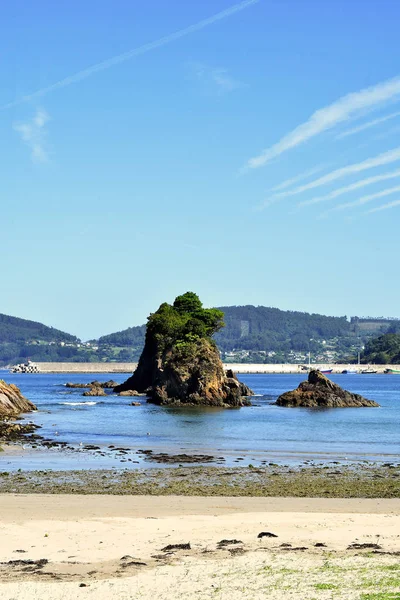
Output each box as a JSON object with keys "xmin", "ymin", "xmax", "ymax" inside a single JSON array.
[
  {"xmin": 327, "ymin": 184, "xmax": 400, "ymax": 212},
  {"xmin": 298, "ymin": 168, "xmax": 400, "ymax": 207},
  {"xmin": 261, "ymin": 147, "xmax": 400, "ymax": 208},
  {"xmin": 370, "ymin": 123, "xmax": 400, "ymax": 142},
  {"xmin": 1, "ymin": 0, "xmax": 259, "ymax": 110},
  {"xmin": 191, "ymin": 63, "xmax": 244, "ymax": 95},
  {"xmin": 269, "ymin": 164, "xmax": 328, "ymax": 192},
  {"xmin": 335, "ymin": 111, "xmax": 400, "ymax": 139},
  {"xmin": 13, "ymin": 108, "xmax": 50, "ymax": 163},
  {"xmin": 367, "ymin": 198, "xmax": 400, "ymax": 213},
  {"xmin": 245, "ymin": 75, "xmax": 400, "ymax": 170}
]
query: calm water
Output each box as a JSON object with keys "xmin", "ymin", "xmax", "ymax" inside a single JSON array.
[{"xmin": 1, "ymin": 371, "xmax": 399, "ymax": 470}]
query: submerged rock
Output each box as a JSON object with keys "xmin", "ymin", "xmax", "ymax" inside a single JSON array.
[
  {"xmin": 276, "ymin": 370, "xmax": 379, "ymax": 408},
  {"xmin": 0, "ymin": 380, "xmax": 36, "ymax": 417},
  {"xmin": 114, "ymin": 292, "xmax": 253, "ymax": 407}
]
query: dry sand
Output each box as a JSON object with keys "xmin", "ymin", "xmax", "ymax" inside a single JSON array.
[{"xmin": 0, "ymin": 495, "xmax": 399, "ymax": 599}]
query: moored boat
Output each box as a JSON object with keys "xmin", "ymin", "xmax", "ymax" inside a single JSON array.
[
  {"xmin": 319, "ymin": 369, "xmax": 333, "ymax": 374},
  {"xmin": 384, "ymin": 368, "xmax": 400, "ymax": 374},
  {"xmin": 361, "ymin": 368, "xmax": 378, "ymax": 374}
]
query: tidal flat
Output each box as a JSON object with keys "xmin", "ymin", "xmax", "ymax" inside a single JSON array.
[{"xmin": 0, "ymin": 463, "xmax": 399, "ymax": 496}]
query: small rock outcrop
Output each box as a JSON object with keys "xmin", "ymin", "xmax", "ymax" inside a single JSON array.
[
  {"xmin": 276, "ymin": 370, "xmax": 379, "ymax": 408},
  {"xmin": 114, "ymin": 292, "xmax": 253, "ymax": 407},
  {"xmin": 0, "ymin": 380, "xmax": 36, "ymax": 417},
  {"xmin": 66, "ymin": 380, "xmax": 118, "ymax": 389},
  {"xmin": 82, "ymin": 386, "xmax": 106, "ymax": 397}
]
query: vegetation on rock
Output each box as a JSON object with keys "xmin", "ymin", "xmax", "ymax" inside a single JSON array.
[{"xmin": 114, "ymin": 292, "xmax": 253, "ymax": 406}]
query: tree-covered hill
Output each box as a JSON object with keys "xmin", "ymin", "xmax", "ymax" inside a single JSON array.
[
  {"xmin": 2, "ymin": 306, "xmax": 398, "ymax": 367},
  {"xmin": 0, "ymin": 313, "xmax": 78, "ymax": 344},
  {"xmin": 97, "ymin": 325, "xmax": 146, "ymax": 348},
  {"xmin": 0, "ymin": 313, "xmax": 80, "ymax": 365},
  {"xmin": 214, "ymin": 305, "xmax": 351, "ymax": 352},
  {"xmin": 95, "ymin": 305, "xmax": 358, "ymax": 363},
  {"xmin": 361, "ymin": 333, "xmax": 400, "ymax": 364}
]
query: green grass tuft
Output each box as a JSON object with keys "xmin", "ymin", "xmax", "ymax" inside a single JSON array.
[{"xmin": 314, "ymin": 583, "xmax": 338, "ymax": 590}]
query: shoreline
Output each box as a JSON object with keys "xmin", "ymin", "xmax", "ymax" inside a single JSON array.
[{"xmin": 5, "ymin": 362, "xmax": 400, "ymax": 373}]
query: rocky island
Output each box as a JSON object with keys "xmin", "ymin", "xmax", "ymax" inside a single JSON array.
[
  {"xmin": 0, "ymin": 379, "xmax": 37, "ymax": 443},
  {"xmin": 114, "ymin": 292, "xmax": 253, "ymax": 406},
  {"xmin": 276, "ymin": 370, "xmax": 379, "ymax": 408},
  {"xmin": 0, "ymin": 380, "xmax": 36, "ymax": 417}
]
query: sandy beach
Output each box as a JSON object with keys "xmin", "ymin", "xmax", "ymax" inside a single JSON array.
[{"xmin": 0, "ymin": 494, "xmax": 399, "ymax": 599}]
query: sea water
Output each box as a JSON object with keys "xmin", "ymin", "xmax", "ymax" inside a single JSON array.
[{"xmin": 1, "ymin": 371, "xmax": 399, "ymax": 470}]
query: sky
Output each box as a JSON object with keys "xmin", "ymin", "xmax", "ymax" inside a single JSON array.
[{"xmin": 1, "ymin": 0, "xmax": 400, "ymax": 340}]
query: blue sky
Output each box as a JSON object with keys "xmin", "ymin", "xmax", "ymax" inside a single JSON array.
[{"xmin": 1, "ymin": 0, "xmax": 400, "ymax": 339}]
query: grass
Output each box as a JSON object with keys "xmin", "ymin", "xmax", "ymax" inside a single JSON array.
[
  {"xmin": 361, "ymin": 595, "xmax": 400, "ymax": 600},
  {"xmin": 314, "ymin": 583, "xmax": 338, "ymax": 590}
]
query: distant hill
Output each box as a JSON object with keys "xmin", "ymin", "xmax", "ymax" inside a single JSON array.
[
  {"xmin": 361, "ymin": 332, "xmax": 400, "ymax": 364},
  {"xmin": 97, "ymin": 325, "xmax": 146, "ymax": 348},
  {"xmin": 214, "ymin": 306, "xmax": 351, "ymax": 352},
  {"xmin": 95, "ymin": 305, "xmax": 358, "ymax": 363},
  {"xmin": 0, "ymin": 313, "xmax": 78, "ymax": 344},
  {"xmin": 0, "ymin": 313, "xmax": 80, "ymax": 366},
  {"xmin": 2, "ymin": 307, "xmax": 399, "ymax": 366}
]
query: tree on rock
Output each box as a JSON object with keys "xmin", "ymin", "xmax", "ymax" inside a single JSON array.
[{"xmin": 114, "ymin": 292, "xmax": 252, "ymax": 407}]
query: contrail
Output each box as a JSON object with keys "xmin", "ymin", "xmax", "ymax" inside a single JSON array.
[
  {"xmin": 368, "ymin": 198, "xmax": 400, "ymax": 213},
  {"xmin": 1, "ymin": 0, "xmax": 259, "ymax": 110},
  {"xmin": 299, "ymin": 168, "xmax": 400, "ymax": 207},
  {"xmin": 245, "ymin": 75, "xmax": 400, "ymax": 170},
  {"xmin": 336, "ymin": 111, "xmax": 400, "ymax": 139}
]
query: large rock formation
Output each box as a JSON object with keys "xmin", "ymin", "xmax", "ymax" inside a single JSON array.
[
  {"xmin": 0, "ymin": 380, "xmax": 36, "ymax": 417},
  {"xmin": 114, "ymin": 292, "xmax": 253, "ymax": 407},
  {"xmin": 276, "ymin": 370, "xmax": 379, "ymax": 408}
]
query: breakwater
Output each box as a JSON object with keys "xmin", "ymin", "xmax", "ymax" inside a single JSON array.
[
  {"xmin": 33, "ymin": 362, "xmax": 400, "ymax": 374},
  {"xmin": 35, "ymin": 362, "xmax": 138, "ymax": 373}
]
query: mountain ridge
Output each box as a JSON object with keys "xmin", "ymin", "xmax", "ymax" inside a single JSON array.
[{"xmin": 1, "ymin": 307, "xmax": 399, "ymax": 366}]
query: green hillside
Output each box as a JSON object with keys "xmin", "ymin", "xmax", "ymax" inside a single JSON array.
[
  {"xmin": 97, "ymin": 325, "xmax": 146, "ymax": 348},
  {"xmin": 361, "ymin": 333, "xmax": 400, "ymax": 364},
  {"xmin": 95, "ymin": 305, "xmax": 358, "ymax": 363},
  {"xmin": 2, "ymin": 306, "xmax": 399, "ymax": 367},
  {"xmin": 214, "ymin": 305, "xmax": 351, "ymax": 351},
  {"xmin": 0, "ymin": 313, "xmax": 80, "ymax": 366},
  {"xmin": 0, "ymin": 314, "xmax": 78, "ymax": 344}
]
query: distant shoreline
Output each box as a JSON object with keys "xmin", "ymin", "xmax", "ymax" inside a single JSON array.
[{"xmin": 10, "ymin": 361, "xmax": 400, "ymax": 374}]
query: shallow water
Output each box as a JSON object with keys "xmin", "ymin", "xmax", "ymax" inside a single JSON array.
[{"xmin": 1, "ymin": 370, "xmax": 399, "ymax": 470}]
